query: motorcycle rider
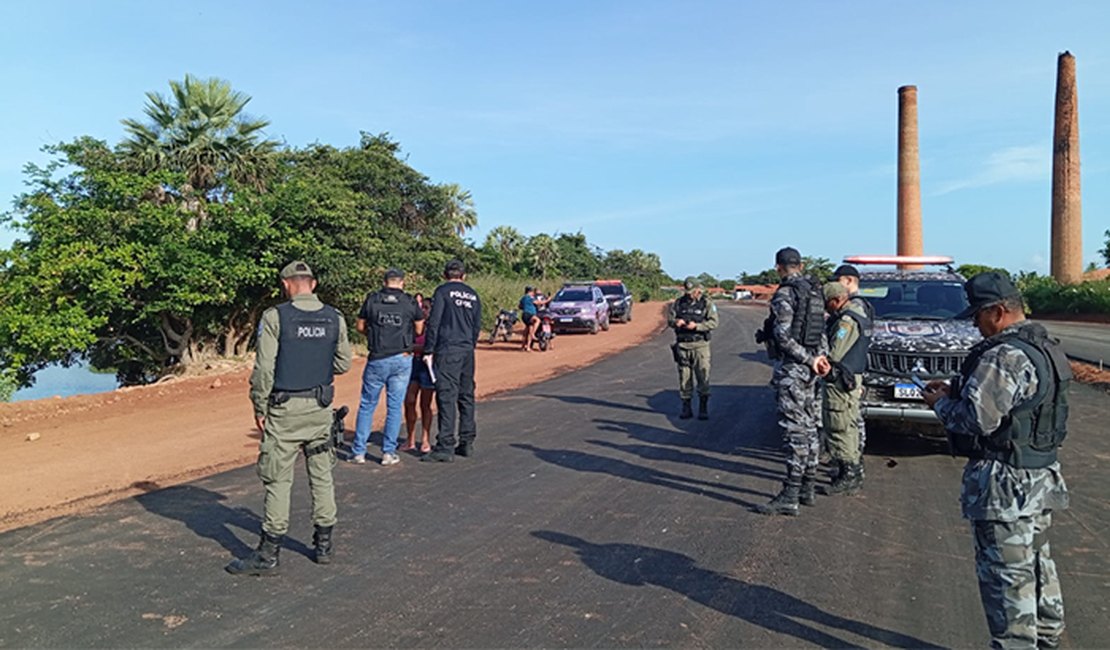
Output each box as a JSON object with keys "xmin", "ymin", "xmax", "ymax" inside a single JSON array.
[{"xmin": 519, "ymin": 285, "xmax": 551, "ymax": 352}]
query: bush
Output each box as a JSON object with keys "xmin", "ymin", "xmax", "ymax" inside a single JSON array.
[
  {"xmin": 1017, "ymin": 273, "xmax": 1110, "ymax": 315},
  {"xmin": 0, "ymin": 369, "xmax": 16, "ymax": 402}
]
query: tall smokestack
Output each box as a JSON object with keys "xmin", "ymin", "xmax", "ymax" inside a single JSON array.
[
  {"xmin": 1051, "ymin": 51, "xmax": 1082, "ymax": 285},
  {"xmin": 897, "ymin": 85, "xmax": 923, "ymax": 270}
]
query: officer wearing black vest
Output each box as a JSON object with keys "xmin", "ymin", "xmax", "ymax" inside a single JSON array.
[
  {"xmin": 756, "ymin": 247, "xmax": 830, "ymax": 516},
  {"xmin": 818, "ymin": 282, "xmax": 871, "ymax": 495},
  {"xmin": 228, "ymin": 260, "xmax": 353, "ymax": 576},
  {"xmin": 667, "ymin": 277, "xmax": 719, "ymax": 419},
  {"xmin": 833, "ymin": 263, "xmax": 875, "ymax": 464},
  {"xmin": 923, "ymin": 272, "xmax": 1069, "ymax": 649}
]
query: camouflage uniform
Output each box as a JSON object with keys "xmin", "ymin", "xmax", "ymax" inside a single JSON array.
[
  {"xmin": 823, "ymin": 300, "xmax": 866, "ymax": 465},
  {"xmin": 932, "ymin": 322, "xmax": 1068, "ymax": 650},
  {"xmin": 770, "ymin": 276, "xmax": 828, "ymax": 482}
]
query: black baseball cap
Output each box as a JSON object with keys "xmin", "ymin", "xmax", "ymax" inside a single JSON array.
[
  {"xmin": 775, "ymin": 247, "xmax": 802, "ymax": 266},
  {"xmin": 444, "ymin": 259, "xmax": 466, "ymax": 275},
  {"xmin": 384, "ymin": 268, "xmax": 405, "ymax": 281},
  {"xmin": 833, "ymin": 264, "xmax": 860, "ymax": 280},
  {"xmin": 956, "ymin": 272, "xmax": 1021, "ymax": 319}
]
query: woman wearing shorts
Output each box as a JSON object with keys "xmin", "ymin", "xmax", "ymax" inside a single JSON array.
[{"xmin": 402, "ymin": 294, "xmax": 435, "ymax": 453}]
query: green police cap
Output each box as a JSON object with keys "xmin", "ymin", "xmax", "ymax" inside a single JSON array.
[
  {"xmin": 955, "ymin": 272, "xmax": 1021, "ymax": 318},
  {"xmin": 823, "ymin": 282, "xmax": 848, "ymax": 300},
  {"xmin": 280, "ymin": 260, "xmax": 314, "ymax": 279},
  {"xmin": 683, "ymin": 276, "xmax": 701, "ymax": 290}
]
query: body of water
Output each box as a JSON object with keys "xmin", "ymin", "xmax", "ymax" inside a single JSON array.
[{"xmin": 11, "ymin": 363, "xmax": 119, "ymax": 402}]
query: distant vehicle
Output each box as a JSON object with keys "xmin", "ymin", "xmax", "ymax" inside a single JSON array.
[
  {"xmin": 596, "ymin": 279, "xmax": 633, "ymax": 323},
  {"xmin": 847, "ymin": 255, "xmax": 980, "ymax": 427},
  {"xmin": 734, "ymin": 289, "xmax": 753, "ymax": 300},
  {"xmin": 548, "ymin": 283, "xmax": 611, "ymax": 334}
]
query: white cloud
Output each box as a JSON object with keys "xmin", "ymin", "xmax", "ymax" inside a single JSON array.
[{"xmin": 933, "ymin": 144, "xmax": 1050, "ymax": 195}]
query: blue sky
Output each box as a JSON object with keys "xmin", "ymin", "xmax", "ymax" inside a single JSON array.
[{"xmin": 1, "ymin": 1, "xmax": 1107, "ymax": 279}]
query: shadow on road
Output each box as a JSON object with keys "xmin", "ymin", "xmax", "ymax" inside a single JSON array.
[
  {"xmin": 533, "ymin": 530, "xmax": 944, "ymax": 649},
  {"xmin": 738, "ymin": 350, "xmax": 774, "ymax": 367},
  {"xmin": 585, "ymin": 438, "xmax": 781, "ymax": 483},
  {"xmin": 511, "ymin": 444, "xmax": 766, "ymax": 507},
  {"xmin": 134, "ymin": 485, "xmax": 314, "ymax": 560},
  {"xmin": 533, "ymin": 393, "xmax": 656, "ymax": 414}
]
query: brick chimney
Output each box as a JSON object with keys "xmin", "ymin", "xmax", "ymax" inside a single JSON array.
[
  {"xmin": 897, "ymin": 86, "xmax": 924, "ymax": 270},
  {"xmin": 1051, "ymin": 52, "xmax": 1082, "ymax": 285}
]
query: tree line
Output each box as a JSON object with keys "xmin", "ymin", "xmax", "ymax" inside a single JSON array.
[{"xmin": 0, "ymin": 75, "xmax": 669, "ymax": 393}]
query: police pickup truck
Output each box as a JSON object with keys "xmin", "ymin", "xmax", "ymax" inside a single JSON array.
[{"xmin": 848, "ymin": 256, "xmax": 981, "ymax": 426}]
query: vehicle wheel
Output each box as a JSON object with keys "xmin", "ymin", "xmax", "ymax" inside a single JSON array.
[
  {"xmin": 589, "ymin": 320, "xmax": 599, "ymax": 335},
  {"xmin": 502, "ymin": 331, "xmax": 511, "ymax": 343},
  {"xmin": 487, "ymin": 331, "xmax": 497, "ymax": 344},
  {"xmin": 600, "ymin": 315, "xmax": 610, "ymax": 331},
  {"xmin": 539, "ymin": 339, "xmax": 548, "ymax": 351}
]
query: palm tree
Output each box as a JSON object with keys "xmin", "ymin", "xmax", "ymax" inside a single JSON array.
[
  {"xmin": 120, "ymin": 75, "xmax": 279, "ymax": 197},
  {"xmin": 528, "ymin": 234, "xmax": 561, "ymax": 280},
  {"xmin": 485, "ymin": 225, "xmax": 525, "ymax": 269},
  {"xmin": 439, "ymin": 183, "xmax": 478, "ymax": 236}
]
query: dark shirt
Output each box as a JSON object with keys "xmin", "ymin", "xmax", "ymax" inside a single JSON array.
[
  {"xmin": 425, "ymin": 281, "xmax": 482, "ymax": 353},
  {"xmin": 358, "ymin": 288, "xmax": 425, "ymax": 360}
]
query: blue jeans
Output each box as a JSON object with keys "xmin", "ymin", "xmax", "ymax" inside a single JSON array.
[{"xmin": 352, "ymin": 353, "xmax": 413, "ymax": 457}]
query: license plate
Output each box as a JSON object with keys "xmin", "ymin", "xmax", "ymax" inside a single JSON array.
[
  {"xmin": 559, "ymin": 318, "xmax": 573, "ymax": 323},
  {"xmin": 893, "ymin": 384, "xmax": 923, "ymax": 400}
]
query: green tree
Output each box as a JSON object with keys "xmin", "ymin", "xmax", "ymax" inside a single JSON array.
[
  {"xmin": 437, "ymin": 183, "xmax": 478, "ymax": 237},
  {"xmin": 697, "ymin": 272, "xmax": 718, "ymax": 288},
  {"xmin": 527, "ymin": 234, "xmax": 561, "ymax": 279},
  {"xmin": 555, "ymin": 232, "xmax": 602, "ymax": 280},
  {"xmin": 120, "ymin": 74, "xmax": 278, "ymax": 197},
  {"xmin": 740, "ymin": 269, "xmax": 781, "ymax": 285},
  {"xmin": 1101, "ymin": 229, "xmax": 1110, "ymax": 267},
  {"xmin": 484, "ymin": 225, "xmax": 525, "ymax": 272},
  {"xmin": 956, "ymin": 264, "xmax": 1012, "ymax": 280},
  {"xmin": 802, "ymin": 256, "xmax": 834, "ymax": 283},
  {"xmin": 720, "ymin": 279, "xmax": 737, "ymax": 292}
]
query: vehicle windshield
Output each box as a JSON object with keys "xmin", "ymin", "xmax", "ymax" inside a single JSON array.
[
  {"xmin": 858, "ymin": 280, "xmax": 970, "ymax": 320},
  {"xmin": 599, "ymin": 284, "xmax": 624, "ymax": 296},
  {"xmin": 554, "ymin": 289, "xmax": 592, "ymax": 302}
]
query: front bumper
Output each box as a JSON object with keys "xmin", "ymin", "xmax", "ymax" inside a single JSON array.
[
  {"xmin": 862, "ymin": 404, "xmax": 939, "ymax": 423},
  {"xmin": 551, "ymin": 315, "xmax": 596, "ymax": 331}
]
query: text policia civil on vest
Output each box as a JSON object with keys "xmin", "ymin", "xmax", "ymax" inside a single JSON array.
[
  {"xmin": 949, "ymin": 323, "xmax": 1071, "ymax": 469},
  {"xmin": 273, "ymin": 303, "xmax": 341, "ymax": 393},
  {"xmin": 674, "ymin": 294, "xmax": 712, "ymax": 343}
]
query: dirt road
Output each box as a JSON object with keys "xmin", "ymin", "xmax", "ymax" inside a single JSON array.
[{"xmin": 0, "ymin": 304, "xmax": 666, "ymax": 531}]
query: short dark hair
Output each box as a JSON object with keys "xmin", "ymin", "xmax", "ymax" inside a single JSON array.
[
  {"xmin": 1000, "ymin": 296, "xmax": 1025, "ymax": 313},
  {"xmin": 444, "ymin": 259, "xmax": 466, "ymax": 279}
]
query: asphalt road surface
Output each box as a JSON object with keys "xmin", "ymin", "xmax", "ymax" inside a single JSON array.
[
  {"xmin": 1040, "ymin": 320, "xmax": 1110, "ymax": 366},
  {"xmin": 1, "ymin": 305, "xmax": 1107, "ymax": 648}
]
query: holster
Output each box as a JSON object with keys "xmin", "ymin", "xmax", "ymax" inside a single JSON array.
[
  {"xmin": 670, "ymin": 343, "xmax": 682, "ymax": 364},
  {"xmin": 269, "ymin": 384, "xmax": 335, "ymax": 408}
]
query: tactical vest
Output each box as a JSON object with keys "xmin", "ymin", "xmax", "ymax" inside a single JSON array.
[
  {"xmin": 272, "ymin": 302, "xmax": 340, "ymax": 392},
  {"xmin": 674, "ymin": 294, "xmax": 711, "ymax": 343},
  {"xmin": 848, "ymin": 295, "xmax": 875, "ymax": 337},
  {"xmin": 951, "ymin": 323, "xmax": 1071, "ymax": 469},
  {"xmin": 779, "ymin": 275, "xmax": 825, "ymax": 350},
  {"xmin": 363, "ymin": 289, "xmax": 416, "ymax": 360},
  {"xmin": 827, "ymin": 307, "xmax": 872, "ymax": 376}
]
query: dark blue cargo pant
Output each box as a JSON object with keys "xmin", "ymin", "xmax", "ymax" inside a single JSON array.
[{"xmin": 433, "ymin": 347, "xmax": 477, "ymax": 451}]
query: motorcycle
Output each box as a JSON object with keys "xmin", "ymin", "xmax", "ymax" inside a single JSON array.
[
  {"xmin": 488, "ymin": 309, "xmax": 518, "ymax": 344},
  {"xmin": 533, "ymin": 311, "xmax": 555, "ymax": 351}
]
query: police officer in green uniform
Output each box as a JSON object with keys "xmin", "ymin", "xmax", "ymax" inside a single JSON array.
[
  {"xmin": 667, "ymin": 277, "xmax": 719, "ymax": 420},
  {"xmin": 818, "ymin": 282, "xmax": 871, "ymax": 495},
  {"xmin": 923, "ymin": 273, "xmax": 1070, "ymax": 649},
  {"xmin": 227, "ymin": 261, "xmax": 353, "ymax": 576}
]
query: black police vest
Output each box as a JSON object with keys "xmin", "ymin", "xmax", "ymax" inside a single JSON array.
[
  {"xmin": 363, "ymin": 289, "xmax": 416, "ymax": 360},
  {"xmin": 827, "ymin": 308, "xmax": 872, "ymax": 376},
  {"xmin": 779, "ymin": 275, "xmax": 825, "ymax": 350},
  {"xmin": 848, "ymin": 295, "xmax": 875, "ymax": 337},
  {"xmin": 952, "ymin": 323, "xmax": 1071, "ymax": 469},
  {"xmin": 674, "ymin": 295, "xmax": 711, "ymax": 343},
  {"xmin": 272, "ymin": 302, "xmax": 340, "ymax": 392}
]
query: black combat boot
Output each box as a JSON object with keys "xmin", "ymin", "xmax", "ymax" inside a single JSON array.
[
  {"xmin": 421, "ymin": 447, "xmax": 455, "ymax": 462},
  {"xmin": 226, "ymin": 531, "xmax": 282, "ymax": 576},
  {"xmin": 756, "ymin": 480, "xmax": 801, "ymax": 516},
  {"xmin": 313, "ymin": 525, "xmax": 333, "ymax": 565},
  {"xmin": 824, "ymin": 462, "xmax": 863, "ymax": 495},
  {"xmin": 455, "ymin": 441, "xmax": 474, "ymax": 457},
  {"xmin": 697, "ymin": 395, "xmax": 709, "ymax": 420},
  {"xmin": 799, "ymin": 471, "xmax": 817, "ymax": 507},
  {"xmin": 679, "ymin": 399, "xmax": 693, "ymax": 419}
]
